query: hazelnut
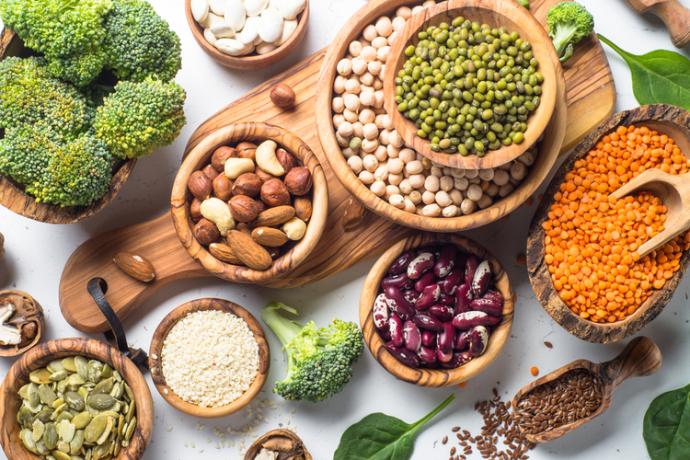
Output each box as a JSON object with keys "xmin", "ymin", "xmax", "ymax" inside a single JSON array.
[
  {"xmin": 232, "ymin": 173, "xmax": 262, "ymax": 197},
  {"xmin": 270, "ymin": 83, "xmax": 296, "ymax": 110},
  {"xmin": 193, "ymin": 218, "xmax": 221, "ymax": 246},
  {"xmin": 255, "ymin": 168, "xmax": 274, "ymax": 183},
  {"xmin": 276, "ymin": 148, "xmax": 299, "ymax": 173},
  {"xmin": 212, "ymin": 174, "xmax": 232, "ymax": 201},
  {"xmin": 236, "ymin": 222, "xmax": 252, "ymax": 235},
  {"xmin": 284, "ymin": 167, "xmax": 313, "ymax": 196},
  {"xmin": 255, "ymin": 200, "xmax": 267, "ymax": 214},
  {"xmin": 188, "ymin": 171, "xmax": 212, "ymax": 200},
  {"xmin": 202, "ymin": 164, "xmax": 219, "ymax": 181},
  {"xmin": 261, "ymin": 179, "xmax": 291, "ymax": 207},
  {"xmin": 238, "ymin": 148, "xmax": 256, "ymax": 160},
  {"xmin": 237, "ymin": 142, "xmax": 257, "ymax": 152},
  {"xmin": 229, "ymin": 195, "xmax": 261, "ymax": 223},
  {"xmin": 211, "ymin": 146, "xmax": 237, "ymax": 172},
  {"xmin": 293, "ymin": 197, "xmax": 313, "ymax": 222},
  {"xmin": 190, "ymin": 198, "xmax": 203, "ymax": 222}
]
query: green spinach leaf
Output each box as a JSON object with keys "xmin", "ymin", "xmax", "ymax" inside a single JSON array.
[
  {"xmin": 334, "ymin": 394, "xmax": 455, "ymax": 460},
  {"xmin": 644, "ymin": 384, "xmax": 690, "ymax": 460},
  {"xmin": 598, "ymin": 34, "xmax": 690, "ymax": 110}
]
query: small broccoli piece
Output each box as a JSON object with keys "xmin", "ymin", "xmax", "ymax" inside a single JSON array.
[
  {"xmin": 546, "ymin": 1, "xmax": 595, "ymax": 63},
  {"xmin": 262, "ymin": 303, "xmax": 364, "ymax": 402},
  {"xmin": 94, "ymin": 77, "xmax": 186, "ymax": 159},
  {"xmin": 45, "ymin": 47, "xmax": 108, "ymax": 88},
  {"xmin": 0, "ymin": 125, "xmax": 52, "ymax": 185},
  {"xmin": 104, "ymin": 0, "xmax": 182, "ymax": 82}
]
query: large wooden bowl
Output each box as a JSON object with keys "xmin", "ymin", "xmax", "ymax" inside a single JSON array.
[
  {"xmin": 316, "ymin": 0, "xmax": 567, "ymax": 233},
  {"xmin": 148, "ymin": 298, "xmax": 269, "ymax": 418},
  {"xmin": 360, "ymin": 233, "xmax": 514, "ymax": 387},
  {"xmin": 0, "ymin": 338, "xmax": 153, "ymax": 459},
  {"xmin": 383, "ymin": 0, "xmax": 559, "ymax": 170},
  {"xmin": 527, "ymin": 104, "xmax": 690, "ymax": 343},
  {"xmin": 171, "ymin": 122, "xmax": 328, "ymax": 284},
  {"xmin": 0, "ymin": 29, "xmax": 136, "ymax": 224},
  {"xmin": 184, "ymin": 0, "xmax": 310, "ymax": 70}
]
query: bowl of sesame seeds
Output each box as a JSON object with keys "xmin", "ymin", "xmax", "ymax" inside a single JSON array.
[{"xmin": 148, "ymin": 298, "xmax": 270, "ymax": 418}]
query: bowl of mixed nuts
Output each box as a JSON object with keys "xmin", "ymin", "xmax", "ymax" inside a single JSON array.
[
  {"xmin": 0, "ymin": 338, "xmax": 153, "ymax": 460},
  {"xmin": 171, "ymin": 122, "xmax": 328, "ymax": 284}
]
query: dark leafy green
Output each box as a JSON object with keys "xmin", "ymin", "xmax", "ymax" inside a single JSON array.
[
  {"xmin": 598, "ymin": 34, "xmax": 690, "ymax": 110},
  {"xmin": 334, "ymin": 394, "xmax": 455, "ymax": 460},
  {"xmin": 644, "ymin": 384, "xmax": 690, "ymax": 460}
]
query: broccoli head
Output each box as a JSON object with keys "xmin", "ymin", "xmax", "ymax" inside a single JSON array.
[
  {"xmin": 546, "ymin": 1, "xmax": 595, "ymax": 63},
  {"xmin": 45, "ymin": 47, "xmax": 108, "ymax": 88},
  {"xmin": 104, "ymin": 0, "xmax": 182, "ymax": 82},
  {"xmin": 261, "ymin": 303, "xmax": 364, "ymax": 402},
  {"xmin": 94, "ymin": 77, "xmax": 186, "ymax": 159},
  {"xmin": 0, "ymin": 125, "xmax": 52, "ymax": 186}
]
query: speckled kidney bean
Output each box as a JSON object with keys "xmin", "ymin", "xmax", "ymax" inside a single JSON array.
[
  {"xmin": 452, "ymin": 311, "xmax": 501, "ymax": 330},
  {"xmin": 389, "ymin": 313, "xmax": 404, "ymax": 347},
  {"xmin": 403, "ymin": 320, "xmax": 422, "ymax": 352},
  {"xmin": 406, "ymin": 252, "xmax": 435, "ymax": 279},
  {"xmin": 437, "ymin": 346, "xmax": 453, "ymax": 364},
  {"xmin": 455, "ymin": 284, "xmax": 472, "ymax": 313},
  {"xmin": 418, "ymin": 346, "xmax": 437, "ymax": 365},
  {"xmin": 468, "ymin": 326, "xmax": 489, "ymax": 357},
  {"xmin": 373, "ymin": 293, "xmax": 389, "ymax": 329},
  {"xmin": 384, "ymin": 286, "xmax": 415, "ymax": 319},
  {"xmin": 415, "ymin": 284, "xmax": 440, "ymax": 310},
  {"xmin": 403, "ymin": 289, "xmax": 419, "ymax": 306},
  {"xmin": 464, "ymin": 255, "xmax": 479, "ymax": 286},
  {"xmin": 438, "ymin": 293, "xmax": 454, "ymax": 306},
  {"xmin": 471, "ymin": 260, "xmax": 493, "ymax": 297},
  {"xmin": 421, "ymin": 330, "xmax": 436, "ymax": 348},
  {"xmin": 455, "ymin": 330, "xmax": 470, "ymax": 351},
  {"xmin": 382, "ymin": 273, "xmax": 410, "ymax": 290},
  {"xmin": 388, "ymin": 251, "xmax": 414, "ymax": 275},
  {"xmin": 429, "ymin": 305, "xmax": 455, "ymax": 322},
  {"xmin": 439, "ymin": 269, "xmax": 463, "ymax": 295},
  {"xmin": 441, "ymin": 351, "xmax": 473, "ymax": 369},
  {"xmin": 469, "ymin": 296, "xmax": 503, "ymax": 317},
  {"xmin": 413, "ymin": 313, "xmax": 443, "ymax": 331},
  {"xmin": 385, "ymin": 343, "xmax": 420, "ymax": 368},
  {"xmin": 437, "ymin": 322, "xmax": 454, "ymax": 352},
  {"xmin": 433, "ymin": 245, "xmax": 457, "ymax": 278},
  {"xmin": 414, "ymin": 272, "xmax": 435, "ymax": 292}
]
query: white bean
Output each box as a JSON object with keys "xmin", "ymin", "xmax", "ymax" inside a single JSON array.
[
  {"xmin": 478, "ymin": 169, "xmax": 494, "ymax": 181},
  {"xmin": 348, "ymin": 40, "xmax": 362, "ymax": 56},
  {"xmin": 493, "ymin": 169, "xmax": 510, "ymax": 186},
  {"xmin": 374, "ymin": 165, "xmax": 388, "ymax": 181},
  {"xmin": 478, "ymin": 195, "xmax": 493, "ymax": 209},
  {"xmin": 442, "ymin": 205, "xmax": 459, "ymax": 218},
  {"xmin": 191, "ymin": 0, "xmax": 210, "ymax": 23},
  {"xmin": 363, "ymin": 25, "xmax": 378, "ymax": 42},
  {"xmin": 389, "ymin": 194, "xmax": 405, "ymax": 208},
  {"xmin": 399, "ymin": 178, "xmax": 412, "ymax": 194},
  {"xmin": 467, "ymin": 184, "xmax": 483, "ymax": 202},
  {"xmin": 424, "ymin": 175, "xmax": 440, "ymax": 192},
  {"xmin": 399, "ymin": 148, "xmax": 416, "ymax": 163},
  {"xmin": 385, "ymin": 185, "xmax": 400, "ymax": 198},
  {"xmin": 499, "ymin": 183, "xmax": 515, "ymax": 198},
  {"xmin": 450, "ymin": 190, "xmax": 463, "ymax": 205},
  {"xmin": 422, "ymin": 191, "xmax": 436, "ymax": 205},
  {"xmin": 387, "ymin": 158, "xmax": 404, "ymax": 175},
  {"xmin": 439, "ymin": 175, "xmax": 454, "ymax": 192},
  {"xmin": 460, "ymin": 198, "xmax": 476, "ymax": 215},
  {"xmin": 454, "ymin": 177, "xmax": 469, "ymax": 191},
  {"xmin": 422, "ymin": 204, "xmax": 441, "ymax": 217},
  {"xmin": 435, "ymin": 191, "xmax": 451, "ymax": 207},
  {"xmin": 403, "ymin": 198, "xmax": 417, "ymax": 213},
  {"xmin": 388, "ymin": 173, "xmax": 403, "ymax": 186},
  {"xmin": 405, "ymin": 160, "xmax": 423, "ymax": 175},
  {"xmin": 510, "ymin": 162, "xmax": 528, "ymax": 181},
  {"xmin": 408, "ymin": 174, "xmax": 425, "ymax": 189}
]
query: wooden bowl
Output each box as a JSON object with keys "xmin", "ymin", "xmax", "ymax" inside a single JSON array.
[
  {"xmin": 244, "ymin": 429, "xmax": 313, "ymax": 460},
  {"xmin": 382, "ymin": 0, "xmax": 559, "ymax": 170},
  {"xmin": 527, "ymin": 104, "xmax": 690, "ymax": 343},
  {"xmin": 148, "ymin": 298, "xmax": 270, "ymax": 418},
  {"xmin": 316, "ymin": 0, "xmax": 567, "ymax": 232},
  {"xmin": 184, "ymin": 0, "xmax": 310, "ymax": 70},
  {"xmin": 359, "ymin": 233, "xmax": 514, "ymax": 387},
  {"xmin": 0, "ymin": 290, "xmax": 45, "ymax": 358},
  {"xmin": 171, "ymin": 122, "xmax": 328, "ymax": 284},
  {"xmin": 0, "ymin": 29, "xmax": 136, "ymax": 224},
  {"xmin": 0, "ymin": 338, "xmax": 153, "ymax": 459}
]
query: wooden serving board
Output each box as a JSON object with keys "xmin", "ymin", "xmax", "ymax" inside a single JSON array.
[{"xmin": 59, "ymin": 0, "xmax": 616, "ymax": 333}]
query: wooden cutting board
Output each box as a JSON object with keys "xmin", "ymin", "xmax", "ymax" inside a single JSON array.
[{"xmin": 59, "ymin": 0, "xmax": 616, "ymax": 333}]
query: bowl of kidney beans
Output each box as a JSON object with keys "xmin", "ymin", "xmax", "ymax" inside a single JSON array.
[{"xmin": 359, "ymin": 234, "xmax": 514, "ymax": 387}]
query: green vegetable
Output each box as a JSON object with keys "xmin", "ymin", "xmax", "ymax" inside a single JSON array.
[
  {"xmin": 546, "ymin": 1, "xmax": 595, "ymax": 62},
  {"xmin": 334, "ymin": 394, "xmax": 456, "ymax": 460},
  {"xmin": 644, "ymin": 384, "xmax": 690, "ymax": 460},
  {"xmin": 598, "ymin": 35, "xmax": 690, "ymax": 111},
  {"xmin": 94, "ymin": 77, "xmax": 186, "ymax": 159},
  {"xmin": 261, "ymin": 302, "xmax": 364, "ymax": 402}
]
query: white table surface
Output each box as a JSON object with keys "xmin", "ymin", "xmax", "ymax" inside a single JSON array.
[{"xmin": 2, "ymin": 1, "xmax": 690, "ymax": 459}]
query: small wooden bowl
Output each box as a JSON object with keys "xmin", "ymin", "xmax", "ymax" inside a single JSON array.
[
  {"xmin": 244, "ymin": 429, "xmax": 313, "ymax": 460},
  {"xmin": 184, "ymin": 0, "xmax": 310, "ymax": 70},
  {"xmin": 148, "ymin": 298, "xmax": 270, "ymax": 418},
  {"xmin": 360, "ymin": 233, "xmax": 514, "ymax": 387},
  {"xmin": 171, "ymin": 122, "xmax": 328, "ymax": 284},
  {"xmin": 382, "ymin": 0, "xmax": 559, "ymax": 170},
  {"xmin": 316, "ymin": 0, "xmax": 567, "ymax": 233},
  {"xmin": 527, "ymin": 104, "xmax": 690, "ymax": 343},
  {"xmin": 0, "ymin": 29, "xmax": 136, "ymax": 224},
  {"xmin": 0, "ymin": 290, "xmax": 45, "ymax": 358},
  {"xmin": 0, "ymin": 338, "xmax": 153, "ymax": 459}
]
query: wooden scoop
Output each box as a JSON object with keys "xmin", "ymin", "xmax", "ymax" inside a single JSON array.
[
  {"xmin": 625, "ymin": 0, "xmax": 690, "ymax": 48},
  {"xmin": 512, "ymin": 336, "xmax": 662, "ymax": 444}
]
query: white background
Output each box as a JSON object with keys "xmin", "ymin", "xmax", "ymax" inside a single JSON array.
[{"xmin": 2, "ymin": 1, "xmax": 690, "ymax": 459}]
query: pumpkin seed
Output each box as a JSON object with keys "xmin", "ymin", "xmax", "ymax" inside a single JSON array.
[
  {"xmin": 32, "ymin": 419, "xmax": 45, "ymax": 442},
  {"xmin": 36, "ymin": 407, "xmax": 52, "ymax": 423},
  {"xmin": 72, "ymin": 411, "xmax": 92, "ymax": 429},
  {"xmin": 70, "ymin": 429, "xmax": 84, "ymax": 454},
  {"xmin": 20, "ymin": 428, "xmax": 38, "ymax": 453},
  {"xmin": 74, "ymin": 356, "xmax": 88, "ymax": 379},
  {"xmin": 96, "ymin": 417, "xmax": 114, "ymax": 446},
  {"xmin": 124, "ymin": 416, "xmax": 136, "ymax": 442},
  {"xmin": 66, "ymin": 374, "xmax": 85, "ymax": 391},
  {"xmin": 38, "ymin": 385, "xmax": 57, "ymax": 405},
  {"xmin": 52, "ymin": 450, "xmax": 71, "ymax": 460},
  {"xmin": 61, "ymin": 357, "xmax": 76, "ymax": 373},
  {"xmin": 17, "ymin": 405, "xmax": 35, "ymax": 425},
  {"xmin": 64, "ymin": 391, "xmax": 85, "ymax": 412},
  {"xmin": 30, "ymin": 369, "xmax": 52, "ymax": 385},
  {"xmin": 56, "ymin": 440, "xmax": 70, "ymax": 453},
  {"xmin": 47, "ymin": 360, "xmax": 64, "ymax": 374},
  {"xmin": 92, "ymin": 378, "xmax": 113, "ymax": 395},
  {"xmin": 84, "ymin": 414, "xmax": 107, "ymax": 444},
  {"xmin": 56, "ymin": 419, "xmax": 75, "ymax": 443},
  {"xmin": 43, "ymin": 422, "xmax": 58, "ymax": 450},
  {"xmin": 87, "ymin": 393, "xmax": 115, "ymax": 411},
  {"xmin": 55, "ymin": 411, "xmax": 74, "ymax": 423}
]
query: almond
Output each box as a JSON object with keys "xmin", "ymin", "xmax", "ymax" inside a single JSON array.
[
  {"xmin": 209, "ymin": 242, "xmax": 243, "ymax": 265},
  {"xmin": 113, "ymin": 252, "xmax": 156, "ymax": 283},
  {"xmin": 251, "ymin": 227, "xmax": 288, "ymax": 247},
  {"xmin": 255, "ymin": 205, "xmax": 295, "ymax": 227},
  {"xmin": 227, "ymin": 230, "xmax": 273, "ymax": 270}
]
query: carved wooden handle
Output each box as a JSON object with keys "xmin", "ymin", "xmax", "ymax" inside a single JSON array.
[
  {"xmin": 626, "ymin": 0, "xmax": 690, "ymax": 48},
  {"xmin": 602, "ymin": 336, "xmax": 663, "ymax": 388}
]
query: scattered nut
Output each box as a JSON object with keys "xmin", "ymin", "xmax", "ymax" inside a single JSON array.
[
  {"xmin": 213, "ymin": 174, "xmax": 233, "ymax": 201},
  {"xmin": 193, "ymin": 218, "xmax": 221, "ymax": 246},
  {"xmin": 261, "ymin": 179, "xmax": 291, "ymax": 207},
  {"xmin": 276, "ymin": 148, "xmax": 298, "ymax": 173},
  {"xmin": 282, "ymin": 217, "xmax": 307, "ymax": 241},
  {"xmin": 200, "ymin": 197, "xmax": 236, "ymax": 235},
  {"xmin": 284, "ymin": 166, "xmax": 312, "ymax": 196},
  {"xmin": 113, "ymin": 252, "xmax": 156, "ymax": 283},
  {"xmin": 229, "ymin": 195, "xmax": 261, "ymax": 223},
  {"xmin": 293, "ymin": 197, "xmax": 312, "ymax": 222},
  {"xmin": 255, "ymin": 205, "xmax": 295, "ymax": 227},
  {"xmin": 233, "ymin": 173, "xmax": 263, "ymax": 197},
  {"xmin": 256, "ymin": 140, "xmax": 286, "ymax": 177},
  {"xmin": 212, "ymin": 146, "xmax": 237, "ymax": 172},
  {"xmin": 270, "ymin": 83, "xmax": 296, "ymax": 110},
  {"xmin": 251, "ymin": 227, "xmax": 289, "ymax": 247},
  {"xmin": 188, "ymin": 170, "xmax": 213, "ymax": 200},
  {"xmin": 225, "ymin": 157, "xmax": 256, "ymax": 180}
]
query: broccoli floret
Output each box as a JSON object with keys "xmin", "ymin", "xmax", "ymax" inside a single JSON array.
[
  {"xmin": 0, "ymin": 57, "xmax": 93, "ymax": 135},
  {"xmin": 93, "ymin": 77, "xmax": 186, "ymax": 159},
  {"xmin": 0, "ymin": 125, "xmax": 52, "ymax": 185},
  {"xmin": 103, "ymin": 0, "xmax": 182, "ymax": 82},
  {"xmin": 262, "ymin": 303, "xmax": 364, "ymax": 402},
  {"xmin": 45, "ymin": 47, "xmax": 108, "ymax": 88},
  {"xmin": 546, "ymin": 2, "xmax": 595, "ymax": 63}
]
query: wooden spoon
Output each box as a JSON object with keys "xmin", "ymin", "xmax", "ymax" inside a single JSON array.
[
  {"xmin": 512, "ymin": 336, "xmax": 662, "ymax": 444},
  {"xmin": 625, "ymin": 0, "xmax": 690, "ymax": 48}
]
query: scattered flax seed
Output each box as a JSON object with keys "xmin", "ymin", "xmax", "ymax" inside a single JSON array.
[
  {"xmin": 442, "ymin": 436, "xmax": 449, "ymax": 445},
  {"xmin": 530, "ymin": 366, "xmax": 539, "ymax": 377},
  {"xmin": 543, "ymin": 341, "xmax": 553, "ymax": 349}
]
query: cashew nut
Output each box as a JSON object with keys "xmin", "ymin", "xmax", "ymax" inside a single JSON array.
[
  {"xmin": 224, "ymin": 157, "xmax": 255, "ymax": 179},
  {"xmin": 200, "ymin": 197, "xmax": 235, "ymax": 235},
  {"xmin": 282, "ymin": 217, "xmax": 307, "ymax": 241},
  {"xmin": 255, "ymin": 140, "xmax": 286, "ymax": 176}
]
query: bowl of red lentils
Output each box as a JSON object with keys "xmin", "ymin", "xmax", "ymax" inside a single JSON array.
[{"xmin": 527, "ymin": 104, "xmax": 690, "ymax": 344}]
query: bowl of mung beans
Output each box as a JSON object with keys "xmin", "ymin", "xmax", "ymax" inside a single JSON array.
[
  {"xmin": 382, "ymin": 0, "xmax": 559, "ymax": 170},
  {"xmin": 527, "ymin": 104, "xmax": 690, "ymax": 344}
]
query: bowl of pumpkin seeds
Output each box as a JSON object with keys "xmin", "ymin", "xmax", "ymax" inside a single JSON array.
[{"xmin": 0, "ymin": 338, "xmax": 153, "ymax": 460}]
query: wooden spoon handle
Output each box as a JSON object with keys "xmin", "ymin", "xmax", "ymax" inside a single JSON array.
[
  {"xmin": 602, "ymin": 336, "xmax": 662, "ymax": 388},
  {"xmin": 626, "ymin": 0, "xmax": 690, "ymax": 47}
]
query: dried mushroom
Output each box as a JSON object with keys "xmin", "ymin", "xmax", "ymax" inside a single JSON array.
[
  {"xmin": 0, "ymin": 290, "xmax": 44, "ymax": 356},
  {"xmin": 245, "ymin": 429, "xmax": 312, "ymax": 460}
]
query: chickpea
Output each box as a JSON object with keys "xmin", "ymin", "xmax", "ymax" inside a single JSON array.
[
  {"xmin": 362, "ymin": 123, "xmax": 378, "ymax": 140},
  {"xmin": 348, "ymin": 40, "xmax": 362, "ymax": 57},
  {"xmin": 486, "ymin": 183, "xmax": 499, "ymax": 197},
  {"xmin": 465, "ymin": 169, "xmax": 479, "ymax": 179},
  {"xmin": 389, "ymin": 194, "xmax": 405, "ymax": 209},
  {"xmin": 352, "ymin": 58, "xmax": 367, "ymax": 75},
  {"xmin": 375, "ymin": 16, "xmax": 393, "ymax": 37},
  {"xmin": 363, "ymin": 25, "xmax": 378, "ymax": 42},
  {"xmin": 359, "ymin": 170, "xmax": 374, "ymax": 185},
  {"xmin": 374, "ymin": 90, "xmax": 385, "ymax": 109},
  {"xmin": 374, "ymin": 165, "xmax": 388, "ymax": 182},
  {"xmin": 510, "ymin": 161, "xmax": 528, "ymax": 181},
  {"xmin": 405, "ymin": 160, "xmax": 424, "ymax": 175},
  {"xmin": 371, "ymin": 36, "xmax": 388, "ymax": 49},
  {"xmin": 332, "ymin": 114, "xmax": 345, "ymax": 128},
  {"xmin": 378, "ymin": 130, "xmax": 390, "ymax": 145},
  {"xmin": 342, "ymin": 147, "xmax": 355, "ymax": 158},
  {"xmin": 460, "ymin": 198, "xmax": 477, "ymax": 215},
  {"xmin": 387, "ymin": 158, "xmax": 404, "ymax": 175},
  {"xmin": 396, "ymin": 6, "xmax": 412, "ymax": 19},
  {"xmin": 388, "ymin": 173, "xmax": 403, "ymax": 186},
  {"xmin": 374, "ymin": 145, "xmax": 388, "ymax": 162},
  {"xmin": 479, "ymin": 169, "xmax": 494, "ymax": 181},
  {"xmin": 493, "ymin": 169, "xmax": 510, "ymax": 186},
  {"xmin": 361, "ymin": 46, "xmax": 377, "ymax": 62},
  {"xmin": 450, "ymin": 189, "xmax": 463, "ymax": 205},
  {"xmin": 344, "ymin": 78, "xmax": 361, "ymax": 94},
  {"xmin": 336, "ymin": 58, "xmax": 352, "ymax": 76},
  {"xmin": 362, "ymin": 138, "xmax": 378, "ymax": 153},
  {"xmin": 359, "ymin": 108, "xmax": 376, "ymax": 124},
  {"xmin": 435, "ymin": 191, "xmax": 451, "ymax": 207},
  {"xmin": 335, "ymin": 132, "xmax": 349, "ymax": 148},
  {"xmin": 337, "ymin": 121, "xmax": 354, "ymax": 137},
  {"xmin": 352, "ymin": 122, "xmax": 364, "ymax": 138},
  {"xmin": 385, "ymin": 184, "xmax": 400, "ymax": 198},
  {"xmin": 377, "ymin": 46, "xmax": 390, "ymax": 62},
  {"xmin": 411, "ymin": 5, "xmax": 424, "ymax": 15},
  {"xmin": 370, "ymin": 180, "xmax": 386, "ymax": 196},
  {"xmin": 422, "ymin": 190, "xmax": 436, "ymax": 205},
  {"xmin": 467, "ymin": 184, "xmax": 483, "ymax": 202},
  {"xmin": 360, "ymin": 73, "xmax": 375, "ymax": 87},
  {"xmin": 360, "ymin": 89, "xmax": 376, "ymax": 107},
  {"xmin": 408, "ymin": 190, "xmax": 422, "ymax": 205},
  {"xmin": 375, "ymin": 114, "xmax": 389, "ymax": 129},
  {"xmin": 362, "ymin": 154, "xmax": 378, "ymax": 172},
  {"xmin": 442, "ymin": 205, "xmax": 459, "ymax": 218},
  {"xmin": 373, "ymin": 79, "xmax": 383, "ymax": 90},
  {"xmin": 408, "ymin": 174, "xmax": 425, "ymax": 189},
  {"xmin": 422, "ymin": 203, "xmax": 441, "ymax": 217},
  {"xmin": 332, "ymin": 97, "xmax": 345, "ymax": 113},
  {"xmin": 392, "ymin": 16, "xmax": 406, "ymax": 31},
  {"xmin": 343, "ymin": 109, "xmax": 358, "ymax": 123},
  {"xmin": 399, "ymin": 148, "xmax": 416, "ymax": 163},
  {"xmin": 334, "ymin": 76, "xmax": 346, "ymax": 94},
  {"xmin": 368, "ymin": 61, "xmax": 383, "ymax": 77},
  {"xmin": 347, "ymin": 156, "xmax": 363, "ymax": 174},
  {"xmin": 386, "ymin": 145, "xmax": 400, "ymax": 158},
  {"xmin": 343, "ymin": 94, "xmax": 360, "ymax": 111}
]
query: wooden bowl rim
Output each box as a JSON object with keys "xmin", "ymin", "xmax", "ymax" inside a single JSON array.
[
  {"xmin": 526, "ymin": 104, "xmax": 690, "ymax": 343},
  {"xmin": 183, "ymin": 0, "xmax": 310, "ymax": 70},
  {"xmin": 0, "ymin": 29, "xmax": 136, "ymax": 225},
  {"xmin": 0, "ymin": 290, "xmax": 45, "ymax": 358},
  {"xmin": 170, "ymin": 121, "xmax": 328, "ymax": 284},
  {"xmin": 359, "ymin": 233, "xmax": 515, "ymax": 387},
  {"xmin": 244, "ymin": 428, "xmax": 313, "ymax": 460},
  {"xmin": 315, "ymin": 0, "xmax": 567, "ymax": 232},
  {"xmin": 0, "ymin": 337, "xmax": 153, "ymax": 460},
  {"xmin": 148, "ymin": 298, "xmax": 270, "ymax": 418},
  {"xmin": 382, "ymin": 0, "xmax": 558, "ymax": 170}
]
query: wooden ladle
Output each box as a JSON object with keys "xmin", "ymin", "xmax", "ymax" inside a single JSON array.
[
  {"xmin": 625, "ymin": 0, "xmax": 690, "ymax": 48},
  {"xmin": 512, "ymin": 336, "xmax": 662, "ymax": 444}
]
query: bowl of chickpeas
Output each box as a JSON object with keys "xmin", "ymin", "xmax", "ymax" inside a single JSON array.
[{"xmin": 316, "ymin": 0, "xmax": 567, "ymax": 232}]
